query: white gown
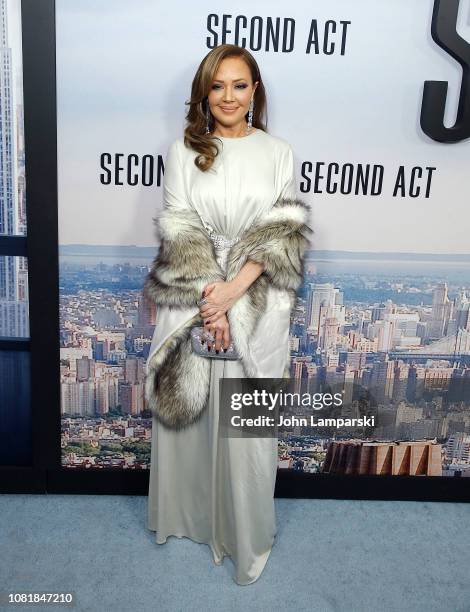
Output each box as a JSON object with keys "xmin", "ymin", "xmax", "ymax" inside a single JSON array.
[{"xmin": 146, "ymin": 128, "xmax": 298, "ymax": 585}]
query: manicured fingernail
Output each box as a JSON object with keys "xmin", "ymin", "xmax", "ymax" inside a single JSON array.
[{"xmin": 216, "ymin": 350, "xmax": 219, "ymax": 354}]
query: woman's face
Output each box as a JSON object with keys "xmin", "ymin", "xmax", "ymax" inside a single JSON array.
[{"xmin": 207, "ymin": 56, "xmax": 258, "ymax": 132}]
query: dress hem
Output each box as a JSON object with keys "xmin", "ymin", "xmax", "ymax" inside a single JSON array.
[
  {"xmin": 148, "ymin": 527, "xmax": 228, "ymax": 565},
  {"xmin": 148, "ymin": 525, "xmax": 276, "ymax": 585}
]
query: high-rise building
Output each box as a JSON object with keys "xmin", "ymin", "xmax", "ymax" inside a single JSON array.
[
  {"xmin": 369, "ymin": 356, "xmax": 395, "ymax": 403},
  {"xmin": 138, "ymin": 293, "xmax": 155, "ymax": 326},
  {"xmin": 446, "ymin": 433, "xmax": 470, "ymax": 464},
  {"xmin": 371, "ymin": 303, "xmax": 386, "ymax": 323},
  {"xmin": 454, "ymin": 293, "xmax": 470, "ymax": 330},
  {"xmin": 406, "ymin": 365, "xmax": 426, "ymax": 402},
  {"xmin": 76, "ymin": 356, "xmax": 95, "ymax": 381},
  {"xmin": 392, "ymin": 363, "xmax": 409, "ymax": 402},
  {"xmin": 319, "ymin": 316, "xmax": 339, "ymax": 350},
  {"xmin": 307, "ymin": 283, "xmax": 344, "ymax": 334},
  {"xmin": 428, "ymin": 282, "xmax": 453, "ymax": 339},
  {"xmin": 0, "ymin": 0, "xmax": 28, "ymax": 337}
]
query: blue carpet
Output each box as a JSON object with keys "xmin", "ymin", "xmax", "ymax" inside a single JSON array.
[{"xmin": 1, "ymin": 495, "xmax": 469, "ymax": 611}]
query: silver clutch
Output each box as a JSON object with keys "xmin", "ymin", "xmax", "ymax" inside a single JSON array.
[{"xmin": 190, "ymin": 326, "xmax": 240, "ymax": 360}]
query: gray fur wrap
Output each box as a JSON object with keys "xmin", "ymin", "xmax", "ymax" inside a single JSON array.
[{"xmin": 144, "ymin": 196, "xmax": 313, "ymax": 430}]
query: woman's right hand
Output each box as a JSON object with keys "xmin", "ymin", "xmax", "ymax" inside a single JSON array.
[{"xmin": 204, "ymin": 313, "xmax": 231, "ymax": 353}]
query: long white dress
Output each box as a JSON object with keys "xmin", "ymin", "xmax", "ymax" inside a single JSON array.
[{"xmin": 146, "ymin": 128, "xmax": 298, "ymax": 585}]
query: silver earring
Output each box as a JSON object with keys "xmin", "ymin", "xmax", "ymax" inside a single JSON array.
[
  {"xmin": 205, "ymin": 100, "xmax": 211, "ymax": 135},
  {"xmin": 246, "ymin": 96, "xmax": 254, "ymax": 133}
]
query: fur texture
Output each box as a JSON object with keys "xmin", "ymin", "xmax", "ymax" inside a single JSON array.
[
  {"xmin": 144, "ymin": 196, "xmax": 313, "ymax": 430},
  {"xmin": 143, "ymin": 201, "xmax": 225, "ymax": 308}
]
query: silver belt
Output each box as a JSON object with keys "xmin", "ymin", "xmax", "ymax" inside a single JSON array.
[
  {"xmin": 200, "ymin": 217, "xmax": 240, "ymax": 249},
  {"xmin": 209, "ymin": 232, "xmax": 240, "ymax": 249}
]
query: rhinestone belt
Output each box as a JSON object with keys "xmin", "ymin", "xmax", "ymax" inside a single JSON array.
[
  {"xmin": 200, "ymin": 216, "xmax": 240, "ymax": 249},
  {"xmin": 209, "ymin": 232, "xmax": 240, "ymax": 249}
]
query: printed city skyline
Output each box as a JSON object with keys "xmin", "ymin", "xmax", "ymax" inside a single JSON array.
[{"xmin": 59, "ymin": 247, "xmax": 470, "ymax": 477}]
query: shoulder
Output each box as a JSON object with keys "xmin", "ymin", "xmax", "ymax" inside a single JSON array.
[
  {"xmin": 165, "ymin": 138, "xmax": 195, "ymax": 171},
  {"xmin": 258, "ymin": 130, "xmax": 293, "ymax": 156},
  {"xmin": 258, "ymin": 132, "xmax": 294, "ymax": 176},
  {"xmin": 167, "ymin": 137, "xmax": 198, "ymax": 163},
  {"xmin": 172, "ymin": 136, "xmax": 185, "ymax": 148},
  {"xmin": 167, "ymin": 137, "xmax": 185, "ymax": 156}
]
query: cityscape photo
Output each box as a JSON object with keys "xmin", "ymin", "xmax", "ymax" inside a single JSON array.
[{"xmin": 59, "ymin": 246, "xmax": 470, "ymax": 477}]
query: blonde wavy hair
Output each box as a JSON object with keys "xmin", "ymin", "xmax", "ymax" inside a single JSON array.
[{"xmin": 183, "ymin": 44, "xmax": 267, "ymax": 172}]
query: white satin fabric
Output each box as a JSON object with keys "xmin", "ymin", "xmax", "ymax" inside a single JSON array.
[{"xmin": 147, "ymin": 129, "xmax": 297, "ymax": 585}]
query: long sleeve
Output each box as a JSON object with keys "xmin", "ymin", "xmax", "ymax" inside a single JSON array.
[
  {"xmin": 143, "ymin": 141, "xmax": 224, "ymax": 308},
  {"xmin": 277, "ymin": 144, "xmax": 297, "ymax": 201},
  {"xmin": 160, "ymin": 141, "xmax": 192, "ymax": 216}
]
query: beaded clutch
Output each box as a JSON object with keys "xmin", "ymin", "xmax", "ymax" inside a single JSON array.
[{"xmin": 190, "ymin": 326, "xmax": 240, "ymax": 360}]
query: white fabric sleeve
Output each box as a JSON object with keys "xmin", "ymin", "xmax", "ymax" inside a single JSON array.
[
  {"xmin": 277, "ymin": 144, "xmax": 297, "ymax": 200},
  {"xmin": 162, "ymin": 140, "xmax": 191, "ymax": 214}
]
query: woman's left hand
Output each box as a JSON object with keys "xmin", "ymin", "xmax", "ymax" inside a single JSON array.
[{"xmin": 199, "ymin": 281, "xmax": 239, "ymax": 325}]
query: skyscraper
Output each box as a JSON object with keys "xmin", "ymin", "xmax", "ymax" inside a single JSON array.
[
  {"xmin": 0, "ymin": 0, "xmax": 28, "ymax": 337},
  {"xmin": 307, "ymin": 283, "xmax": 344, "ymax": 335},
  {"xmin": 427, "ymin": 282, "xmax": 452, "ymax": 340}
]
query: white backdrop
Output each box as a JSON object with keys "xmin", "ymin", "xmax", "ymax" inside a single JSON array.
[{"xmin": 56, "ymin": 0, "xmax": 470, "ymax": 255}]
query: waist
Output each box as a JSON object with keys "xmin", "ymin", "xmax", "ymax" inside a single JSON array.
[
  {"xmin": 199, "ymin": 215, "xmax": 240, "ymax": 249},
  {"xmin": 209, "ymin": 232, "xmax": 240, "ymax": 249}
]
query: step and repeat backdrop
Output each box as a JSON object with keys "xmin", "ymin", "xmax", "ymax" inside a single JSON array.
[{"xmin": 55, "ymin": 0, "xmax": 470, "ymax": 482}]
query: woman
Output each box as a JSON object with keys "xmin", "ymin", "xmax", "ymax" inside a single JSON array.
[{"xmin": 144, "ymin": 44, "xmax": 312, "ymax": 585}]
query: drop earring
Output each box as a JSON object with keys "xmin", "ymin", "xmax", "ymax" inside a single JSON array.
[
  {"xmin": 246, "ymin": 95, "xmax": 254, "ymax": 133},
  {"xmin": 205, "ymin": 99, "xmax": 211, "ymax": 135}
]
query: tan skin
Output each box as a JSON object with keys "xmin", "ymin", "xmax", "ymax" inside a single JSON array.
[{"xmin": 199, "ymin": 56, "xmax": 265, "ymax": 352}]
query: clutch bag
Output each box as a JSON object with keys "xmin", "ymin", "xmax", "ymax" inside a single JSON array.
[{"xmin": 190, "ymin": 325, "xmax": 240, "ymax": 360}]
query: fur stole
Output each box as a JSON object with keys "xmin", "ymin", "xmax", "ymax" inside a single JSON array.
[{"xmin": 144, "ymin": 196, "xmax": 313, "ymax": 430}]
